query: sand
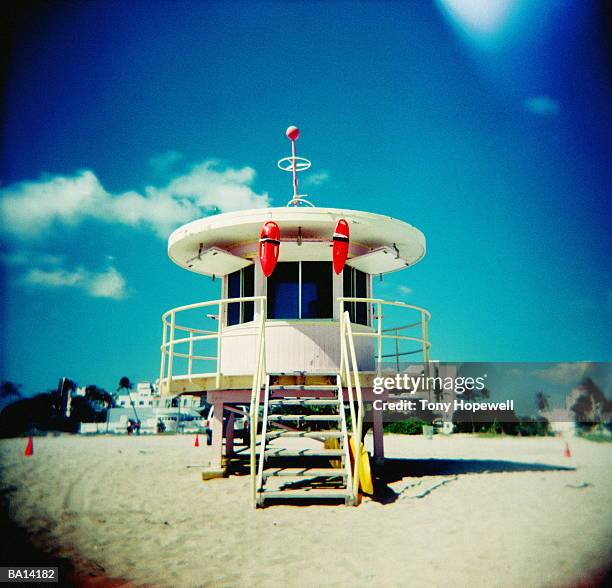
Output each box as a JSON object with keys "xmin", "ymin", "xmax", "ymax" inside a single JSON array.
[{"xmin": 0, "ymin": 433, "xmax": 610, "ymax": 587}]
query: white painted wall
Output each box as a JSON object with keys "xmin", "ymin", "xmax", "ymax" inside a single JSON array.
[
  {"xmin": 219, "ymin": 321, "xmax": 375, "ymax": 375},
  {"xmin": 219, "ymin": 263, "xmax": 375, "ymax": 375}
]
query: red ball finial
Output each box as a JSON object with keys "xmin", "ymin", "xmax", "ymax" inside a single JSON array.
[{"xmin": 286, "ymin": 126, "xmax": 300, "ymax": 141}]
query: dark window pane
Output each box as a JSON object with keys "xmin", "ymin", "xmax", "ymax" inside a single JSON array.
[
  {"xmin": 342, "ymin": 268, "xmax": 368, "ymax": 325},
  {"xmin": 227, "ymin": 270, "xmax": 241, "ymax": 326},
  {"xmin": 267, "ymin": 262, "xmax": 299, "ymax": 319},
  {"xmin": 301, "ymin": 262, "xmax": 333, "ymax": 319},
  {"xmin": 355, "ymin": 269, "xmax": 368, "ymax": 325},
  {"xmin": 343, "ymin": 267, "xmax": 355, "ymax": 322},
  {"xmin": 242, "ymin": 264, "xmax": 255, "ymax": 322}
]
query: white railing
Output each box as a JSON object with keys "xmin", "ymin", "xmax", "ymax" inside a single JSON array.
[
  {"xmin": 337, "ymin": 298, "xmax": 430, "ymax": 503},
  {"xmin": 249, "ymin": 308, "xmax": 267, "ymax": 507},
  {"xmin": 339, "ymin": 310, "xmax": 364, "ymax": 505},
  {"xmin": 159, "ymin": 296, "xmax": 267, "ymax": 394},
  {"xmin": 160, "ymin": 296, "xmax": 430, "ymax": 391},
  {"xmin": 338, "ymin": 297, "xmax": 431, "ymax": 376},
  {"xmin": 159, "ymin": 294, "xmax": 429, "ymax": 506}
]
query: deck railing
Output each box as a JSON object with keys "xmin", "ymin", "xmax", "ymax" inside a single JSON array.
[
  {"xmin": 159, "ymin": 295, "xmax": 431, "ymax": 392},
  {"xmin": 159, "ymin": 296, "xmax": 267, "ymax": 394},
  {"xmin": 338, "ymin": 297, "xmax": 431, "ymax": 376},
  {"xmin": 160, "ymin": 295, "xmax": 430, "ymax": 506}
]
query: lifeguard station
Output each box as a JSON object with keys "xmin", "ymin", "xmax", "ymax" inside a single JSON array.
[{"xmin": 158, "ymin": 127, "xmax": 447, "ymax": 507}]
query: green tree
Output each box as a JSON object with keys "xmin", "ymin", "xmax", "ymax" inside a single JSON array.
[
  {"xmin": 0, "ymin": 381, "xmax": 22, "ymax": 399},
  {"xmin": 535, "ymin": 391, "xmax": 550, "ymax": 413},
  {"xmin": 460, "ymin": 386, "xmax": 490, "ymax": 433}
]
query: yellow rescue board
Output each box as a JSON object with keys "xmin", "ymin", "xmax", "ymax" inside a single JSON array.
[{"xmin": 349, "ymin": 437, "xmax": 374, "ymax": 495}]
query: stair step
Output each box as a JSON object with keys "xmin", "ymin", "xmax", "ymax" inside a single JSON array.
[
  {"xmin": 260, "ymin": 489, "xmax": 351, "ymax": 500},
  {"xmin": 269, "ymin": 385, "xmax": 338, "ymax": 391},
  {"xmin": 269, "ymin": 398, "xmax": 339, "ymax": 406},
  {"xmin": 264, "ymin": 448, "xmax": 345, "ymax": 458},
  {"xmin": 262, "ymin": 468, "xmax": 348, "ymax": 479},
  {"xmin": 265, "ymin": 430, "xmax": 343, "ymax": 439},
  {"xmin": 268, "ymin": 414, "xmax": 341, "ymax": 422}
]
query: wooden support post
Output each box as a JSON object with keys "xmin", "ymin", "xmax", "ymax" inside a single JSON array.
[
  {"xmin": 210, "ymin": 401, "xmax": 224, "ymax": 468},
  {"xmin": 225, "ymin": 410, "xmax": 236, "ymax": 456},
  {"xmin": 372, "ymin": 403, "xmax": 385, "ymax": 465}
]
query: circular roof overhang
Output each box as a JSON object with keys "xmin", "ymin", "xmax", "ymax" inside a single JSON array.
[{"xmin": 168, "ymin": 207, "xmax": 426, "ymax": 276}]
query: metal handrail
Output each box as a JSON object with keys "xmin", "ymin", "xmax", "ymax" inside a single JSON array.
[
  {"xmin": 337, "ymin": 297, "xmax": 431, "ymax": 375},
  {"xmin": 249, "ymin": 307, "xmax": 267, "ymax": 507},
  {"xmin": 159, "ymin": 296, "xmax": 267, "ymax": 393},
  {"xmin": 160, "ymin": 295, "xmax": 430, "ymax": 392},
  {"xmin": 339, "ymin": 310, "xmax": 363, "ymax": 505},
  {"xmin": 339, "ymin": 296, "xmax": 431, "ymax": 319},
  {"xmin": 337, "ymin": 296, "xmax": 431, "ymax": 503},
  {"xmin": 159, "ymin": 293, "xmax": 429, "ymax": 506}
]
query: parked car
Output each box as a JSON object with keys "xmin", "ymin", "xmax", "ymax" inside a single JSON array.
[{"xmin": 204, "ymin": 405, "xmax": 249, "ymax": 446}]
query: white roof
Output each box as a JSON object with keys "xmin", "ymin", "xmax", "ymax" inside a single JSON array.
[{"xmin": 168, "ymin": 206, "xmax": 426, "ymax": 276}]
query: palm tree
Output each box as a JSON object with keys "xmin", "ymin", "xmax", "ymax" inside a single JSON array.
[
  {"xmin": 117, "ymin": 377, "xmax": 139, "ymax": 423},
  {"xmin": 461, "ymin": 386, "xmax": 490, "ymax": 433},
  {"xmin": 535, "ymin": 391, "xmax": 550, "ymax": 413}
]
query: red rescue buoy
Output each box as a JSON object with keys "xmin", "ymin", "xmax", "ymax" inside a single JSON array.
[
  {"xmin": 259, "ymin": 221, "xmax": 281, "ymax": 277},
  {"xmin": 332, "ymin": 219, "xmax": 350, "ymax": 274}
]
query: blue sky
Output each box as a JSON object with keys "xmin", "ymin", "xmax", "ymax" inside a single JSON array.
[{"xmin": 1, "ymin": 0, "xmax": 611, "ymax": 396}]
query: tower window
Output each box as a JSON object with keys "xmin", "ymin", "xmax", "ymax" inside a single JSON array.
[
  {"xmin": 343, "ymin": 267, "xmax": 369, "ymax": 325},
  {"xmin": 267, "ymin": 262, "xmax": 333, "ymax": 319},
  {"xmin": 227, "ymin": 264, "xmax": 255, "ymax": 325}
]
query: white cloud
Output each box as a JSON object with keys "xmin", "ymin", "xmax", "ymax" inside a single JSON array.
[
  {"xmin": 0, "ymin": 160, "xmax": 270, "ymax": 240},
  {"xmin": 303, "ymin": 171, "xmax": 330, "ymax": 187},
  {"xmin": 397, "ymin": 285, "xmax": 413, "ymax": 295},
  {"xmin": 87, "ymin": 267, "xmax": 127, "ymax": 299},
  {"xmin": 23, "ymin": 265, "xmax": 128, "ymax": 300},
  {"xmin": 532, "ymin": 362, "xmax": 590, "ymax": 384},
  {"xmin": 524, "ymin": 96, "xmax": 560, "ymax": 117}
]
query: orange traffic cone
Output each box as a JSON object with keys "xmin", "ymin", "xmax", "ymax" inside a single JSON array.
[
  {"xmin": 24, "ymin": 436, "xmax": 34, "ymax": 456},
  {"xmin": 194, "ymin": 434, "xmax": 200, "ymax": 447},
  {"xmin": 563, "ymin": 442, "xmax": 572, "ymax": 458}
]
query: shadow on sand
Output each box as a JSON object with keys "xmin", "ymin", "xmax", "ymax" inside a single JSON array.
[
  {"xmin": 0, "ymin": 490, "xmax": 127, "ymax": 587},
  {"xmin": 372, "ymin": 457, "xmax": 575, "ymax": 505},
  {"xmin": 0, "ymin": 496, "xmax": 75, "ymax": 584}
]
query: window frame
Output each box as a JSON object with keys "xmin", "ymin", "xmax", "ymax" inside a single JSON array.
[
  {"xmin": 342, "ymin": 266, "xmax": 371, "ymax": 326},
  {"xmin": 266, "ymin": 260, "xmax": 335, "ymax": 321},
  {"xmin": 225, "ymin": 264, "xmax": 255, "ymax": 326}
]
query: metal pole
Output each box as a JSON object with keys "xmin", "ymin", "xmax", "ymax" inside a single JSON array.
[
  {"xmin": 188, "ymin": 331, "xmax": 194, "ymax": 377},
  {"xmin": 250, "ymin": 305, "xmax": 265, "ymax": 506},
  {"xmin": 291, "ymin": 139, "xmax": 298, "ymax": 204},
  {"xmin": 345, "ymin": 317, "xmax": 363, "ymax": 505},
  {"xmin": 395, "ymin": 327, "xmax": 400, "ymax": 372},
  {"xmin": 167, "ymin": 312, "xmax": 175, "ymax": 398},
  {"xmin": 422, "ymin": 312, "xmax": 430, "ymax": 398},
  {"xmin": 159, "ymin": 319, "xmax": 167, "ymax": 395},
  {"xmin": 216, "ymin": 301, "xmax": 223, "ymax": 389},
  {"xmin": 377, "ymin": 301, "xmax": 382, "ymax": 377}
]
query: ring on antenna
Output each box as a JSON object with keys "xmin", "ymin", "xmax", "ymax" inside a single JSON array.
[{"xmin": 277, "ymin": 156, "xmax": 312, "ymax": 172}]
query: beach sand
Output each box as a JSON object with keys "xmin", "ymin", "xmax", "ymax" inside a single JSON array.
[{"xmin": 1, "ymin": 433, "xmax": 610, "ymax": 587}]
